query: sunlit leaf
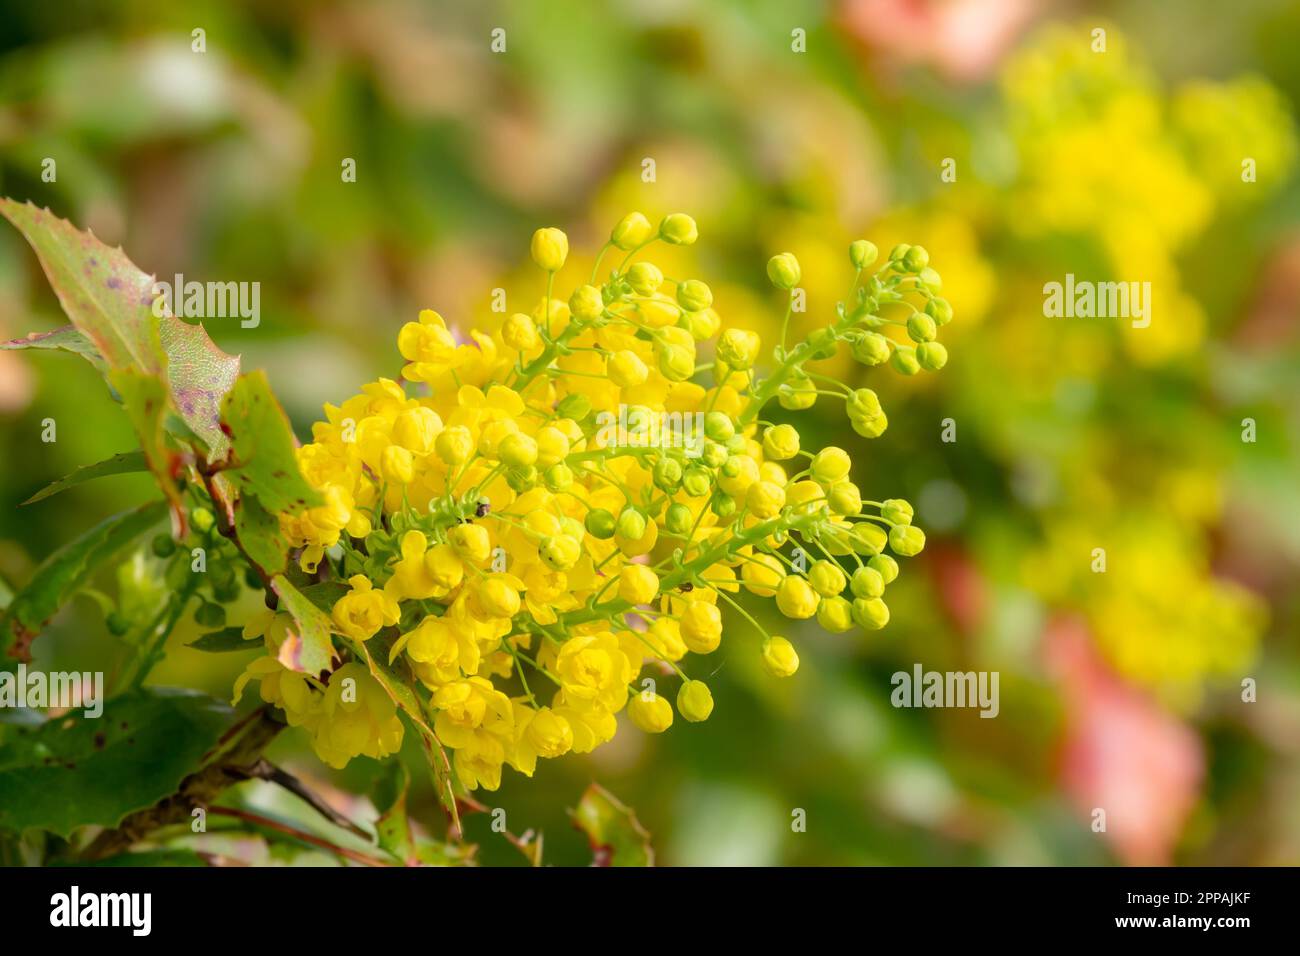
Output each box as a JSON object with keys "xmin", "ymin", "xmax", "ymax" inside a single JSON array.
[{"xmin": 571, "ymin": 783, "xmax": 654, "ymax": 867}]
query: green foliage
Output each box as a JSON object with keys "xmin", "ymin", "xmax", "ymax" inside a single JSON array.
[
  {"xmin": 0, "ymin": 499, "xmax": 167, "ymax": 664},
  {"xmin": 21, "ymin": 450, "xmax": 146, "ymax": 505},
  {"xmin": 571, "ymin": 783, "xmax": 654, "ymax": 866},
  {"xmin": 0, "ymin": 688, "xmax": 230, "ymax": 838}
]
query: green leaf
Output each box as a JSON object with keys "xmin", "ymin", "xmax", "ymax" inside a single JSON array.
[
  {"xmin": 220, "ymin": 371, "xmax": 322, "ymax": 512},
  {"xmin": 0, "ymin": 199, "xmax": 165, "ymax": 374},
  {"xmin": 0, "ymin": 199, "xmax": 243, "ymax": 493},
  {"xmin": 1, "ymin": 499, "xmax": 168, "ymax": 664},
  {"xmin": 159, "ymin": 316, "xmax": 240, "ymax": 462},
  {"xmin": 22, "ymin": 451, "xmax": 147, "ymax": 505},
  {"xmin": 107, "ymin": 368, "xmax": 185, "ymax": 529},
  {"xmin": 232, "ymin": 492, "xmax": 288, "ymax": 577},
  {"xmin": 352, "ymin": 635, "xmax": 459, "ymax": 830},
  {"xmin": 373, "ymin": 760, "xmax": 414, "ymax": 863},
  {"xmin": 0, "ymin": 688, "xmax": 231, "ymax": 838},
  {"xmin": 186, "ymin": 627, "xmax": 262, "ymax": 653},
  {"xmin": 570, "ymin": 783, "xmax": 654, "ymax": 867},
  {"xmin": 1, "ymin": 325, "xmax": 105, "ymax": 371},
  {"xmin": 269, "ymin": 574, "xmax": 335, "ymax": 675}
]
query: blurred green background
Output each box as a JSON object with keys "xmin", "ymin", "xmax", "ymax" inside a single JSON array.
[{"xmin": 1, "ymin": 0, "xmax": 1298, "ymax": 865}]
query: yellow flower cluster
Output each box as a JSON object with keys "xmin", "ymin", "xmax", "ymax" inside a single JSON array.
[
  {"xmin": 235, "ymin": 213, "xmax": 951, "ymax": 785},
  {"xmin": 1025, "ymin": 516, "xmax": 1264, "ymax": 712},
  {"xmin": 1001, "ymin": 24, "xmax": 1297, "ymax": 363}
]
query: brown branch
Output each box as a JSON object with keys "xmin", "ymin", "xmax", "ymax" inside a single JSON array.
[{"xmin": 208, "ymin": 807, "xmax": 393, "ymax": 867}]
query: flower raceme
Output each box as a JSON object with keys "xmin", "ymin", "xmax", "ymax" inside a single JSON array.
[{"xmin": 235, "ymin": 213, "xmax": 953, "ymax": 787}]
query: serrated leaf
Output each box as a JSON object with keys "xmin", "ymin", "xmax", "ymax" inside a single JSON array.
[
  {"xmin": 160, "ymin": 317, "xmax": 240, "ymax": 462},
  {"xmin": 571, "ymin": 783, "xmax": 654, "ymax": 867},
  {"xmin": 186, "ymin": 627, "xmax": 262, "ymax": 653},
  {"xmin": 0, "ymin": 688, "xmax": 231, "ymax": 838},
  {"xmin": 0, "ymin": 199, "xmax": 165, "ymax": 373},
  {"xmin": 108, "ymin": 368, "xmax": 185, "ymax": 531},
  {"xmin": 22, "ymin": 450, "xmax": 147, "ymax": 505},
  {"xmin": 1, "ymin": 325, "xmax": 105, "ymax": 371},
  {"xmin": 0, "ymin": 199, "xmax": 244, "ymax": 484},
  {"xmin": 269, "ymin": 574, "xmax": 335, "ymax": 675},
  {"xmin": 1, "ymin": 499, "xmax": 168, "ymax": 664},
  {"xmin": 233, "ymin": 492, "xmax": 288, "ymax": 577},
  {"xmin": 221, "ymin": 371, "xmax": 322, "ymax": 512}
]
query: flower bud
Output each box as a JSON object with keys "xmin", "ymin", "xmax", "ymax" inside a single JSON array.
[
  {"xmin": 850, "ymin": 412, "xmax": 888, "ymax": 439},
  {"xmin": 539, "ymin": 534, "xmax": 582, "ymax": 571},
  {"xmin": 502, "ymin": 312, "xmax": 539, "ymax": 350},
  {"xmin": 902, "ymin": 245, "xmax": 929, "ymax": 272},
  {"xmin": 682, "ymin": 467, "xmax": 712, "ymax": 498},
  {"xmin": 676, "ymin": 679, "xmax": 714, "ymax": 721},
  {"xmin": 850, "ymin": 331, "xmax": 891, "ymax": 366},
  {"xmin": 608, "ymin": 349, "xmax": 649, "ymax": 387},
  {"xmin": 381, "ymin": 445, "xmax": 415, "ymax": 485},
  {"xmin": 868, "ymin": 553, "xmax": 899, "ymax": 584},
  {"xmin": 535, "ymin": 426, "xmax": 570, "ymax": 467},
  {"xmin": 850, "ymin": 565, "xmax": 885, "ymax": 599},
  {"xmin": 889, "ymin": 524, "xmax": 926, "ymax": 557},
  {"xmin": 498, "ymin": 432, "xmax": 538, "ymax": 468},
  {"xmin": 762, "ymin": 423, "xmax": 800, "ymax": 460},
  {"xmin": 653, "ymin": 457, "xmax": 684, "ymax": 492},
  {"xmin": 543, "ymin": 462, "xmax": 573, "ymax": 491},
  {"xmin": 659, "ymin": 213, "xmax": 699, "ymax": 246},
  {"xmin": 881, "ymin": 498, "xmax": 914, "ymax": 526},
  {"xmin": 618, "ymin": 564, "xmax": 660, "ymax": 605},
  {"xmin": 585, "ymin": 507, "xmax": 616, "ymax": 539},
  {"xmin": 766, "ymin": 252, "xmax": 801, "ymax": 290},
  {"xmin": 808, "ymin": 559, "xmax": 847, "ymax": 597},
  {"xmin": 449, "ymin": 523, "xmax": 491, "ymax": 564},
  {"xmin": 746, "ymin": 480, "xmax": 786, "ymax": 519},
  {"xmin": 530, "ymin": 227, "xmax": 569, "ymax": 272},
  {"xmin": 665, "ymin": 502, "xmax": 694, "ymax": 535},
  {"xmin": 891, "ymin": 347, "xmax": 921, "ymax": 376},
  {"xmin": 570, "ymin": 284, "xmax": 605, "ymax": 321},
  {"xmin": 925, "ymin": 297, "xmax": 954, "ymax": 326},
  {"xmin": 703, "ymin": 411, "xmax": 735, "ymax": 442},
  {"xmin": 828, "ymin": 481, "xmax": 862, "ymax": 516},
  {"xmin": 817, "ymin": 595, "xmax": 854, "ymax": 632},
  {"xmin": 626, "ymin": 262, "xmax": 663, "ymax": 296},
  {"xmin": 686, "ymin": 307, "xmax": 721, "ymax": 340},
  {"xmin": 849, "ymin": 239, "xmax": 878, "ymax": 269},
  {"xmin": 612, "ymin": 211, "xmax": 654, "ymax": 251},
  {"xmin": 680, "ymin": 602, "xmax": 723, "ymax": 653},
  {"xmin": 616, "ymin": 508, "xmax": 647, "ymax": 541},
  {"xmin": 906, "ymin": 313, "xmax": 937, "ymax": 343},
  {"xmin": 776, "ymin": 575, "xmax": 819, "ymax": 619},
  {"xmin": 677, "ymin": 279, "xmax": 713, "ymax": 312},
  {"xmin": 717, "ymin": 328, "xmax": 762, "ymax": 370},
  {"xmin": 628, "ymin": 691, "xmax": 674, "ymax": 732},
  {"xmin": 852, "ymin": 597, "xmax": 890, "ymax": 630},
  {"xmin": 850, "ymin": 523, "xmax": 888, "ymax": 555},
  {"xmin": 761, "ymin": 636, "xmax": 800, "ymax": 677},
  {"xmin": 917, "ymin": 341, "xmax": 948, "ymax": 371},
  {"xmin": 810, "ymin": 446, "xmax": 852, "ymax": 484},
  {"xmin": 778, "ymin": 373, "xmax": 817, "ymax": 410}
]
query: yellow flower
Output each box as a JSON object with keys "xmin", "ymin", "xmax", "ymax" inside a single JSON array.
[
  {"xmin": 617, "ymin": 564, "xmax": 660, "ymax": 605},
  {"xmin": 530, "ymin": 227, "xmax": 569, "ymax": 272},
  {"xmin": 332, "ymin": 574, "xmax": 400, "ymax": 641},
  {"xmin": 555, "ymin": 631, "xmax": 634, "ymax": 714}
]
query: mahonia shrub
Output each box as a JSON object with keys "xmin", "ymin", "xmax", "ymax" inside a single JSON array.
[{"xmin": 233, "ymin": 212, "xmax": 955, "ymax": 789}]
